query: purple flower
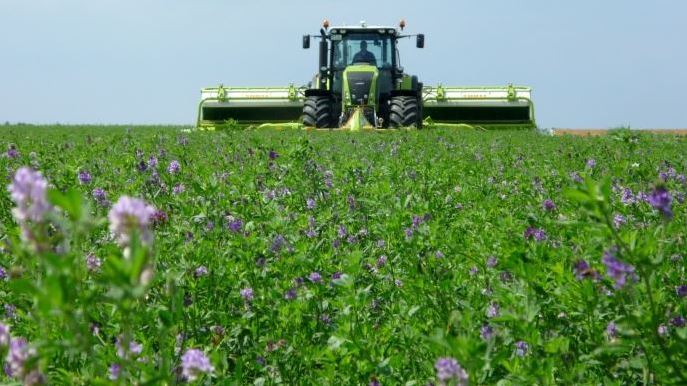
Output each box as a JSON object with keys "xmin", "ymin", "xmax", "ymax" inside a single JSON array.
[
  {"xmin": 676, "ymin": 285, "xmax": 687, "ymax": 298},
  {"xmin": 602, "ymin": 249, "xmax": 636, "ymax": 289},
  {"xmin": 167, "ymin": 160, "xmax": 181, "ymax": 174},
  {"xmin": 435, "ymin": 250, "xmax": 445, "ymax": 259},
  {"xmin": 500, "ymin": 271, "xmax": 514, "ymax": 283},
  {"xmin": 116, "ymin": 336, "xmax": 143, "ymax": 358},
  {"xmin": 6, "ymin": 147, "xmax": 19, "ymax": 159},
  {"xmin": 404, "ymin": 228, "xmax": 414, "ymax": 239},
  {"xmin": 0, "ymin": 267, "xmax": 7, "ymax": 281},
  {"xmin": 270, "ymin": 234, "xmax": 287, "ymax": 253},
  {"xmin": 369, "ymin": 377, "xmax": 381, "ymax": 386},
  {"xmin": 636, "ymin": 191, "xmax": 649, "ymax": 202},
  {"xmin": 86, "ymin": 253, "xmax": 102, "ymax": 272},
  {"xmin": 621, "ymin": 188, "xmax": 635, "ymax": 205},
  {"xmin": 148, "ymin": 156, "xmax": 158, "ymax": 169},
  {"xmin": 225, "ymin": 216, "xmax": 243, "ymax": 233},
  {"xmin": 0, "ymin": 323, "xmax": 10, "ymax": 347},
  {"xmin": 331, "ymin": 272, "xmax": 343, "ymax": 280},
  {"xmin": 150, "ymin": 209, "xmax": 168, "ymax": 226},
  {"xmin": 573, "ymin": 259, "xmax": 600, "ymax": 281},
  {"xmin": 284, "ymin": 288, "xmax": 297, "ymax": 300},
  {"xmin": 7, "ymin": 167, "xmax": 52, "ymax": 223},
  {"xmin": 514, "ymin": 341, "xmax": 529, "ymax": 357},
  {"xmin": 173, "ymin": 183, "xmax": 185, "ymax": 195},
  {"xmin": 306, "ymin": 198, "xmax": 316, "ymax": 210},
  {"xmin": 240, "ymin": 287, "xmax": 254, "ymax": 301},
  {"xmin": 676, "ymin": 192, "xmax": 685, "ymax": 204},
  {"xmin": 181, "ymin": 349, "xmax": 214, "ymax": 381},
  {"xmin": 670, "ymin": 315, "xmax": 686, "ymax": 328},
  {"xmin": 647, "ymin": 187, "xmax": 673, "ymax": 219},
  {"xmin": 570, "ymin": 171, "xmax": 584, "ymax": 184},
  {"xmin": 376, "ymin": 255, "xmax": 387, "ymax": 268},
  {"xmin": 92, "ymin": 188, "xmax": 107, "ymax": 202},
  {"xmin": 480, "ymin": 324, "xmax": 495, "ymax": 341},
  {"xmin": 469, "ymin": 266, "xmax": 479, "ymax": 276},
  {"xmin": 613, "ymin": 214, "xmax": 626, "ymax": 228},
  {"xmin": 394, "ymin": 279, "xmax": 403, "ymax": 287},
  {"xmin": 108, "ymin": 364, "xmax": 121, "ymax": 380},
  {"xmin": 305, "ymin": 228, "xmax": 317, "ymax": 238},
  {"xmin": 347, "ymin": 195, "xmax": 357, "ymax": 211},
  {"xmin": 606, "ymin": 321, "xmax": 618, "ymax": 339},
  {"xmin": 411, "ymin": 215, "xmax": 424, "ymax": 228},
  {"xmin": 194, "ymin": 266, "xmax": 209, "ymax": 278},
  {"xmin": 486, "ymin": 303, "xmax": 500, "ymax": 318},
  {"xmin": 268, "ymin": 150, "xmax": 279, "ymax": 160},
  {"xmin": 586, "ymin": 158, "xmax": 596, "ymax": 169},
  {"xmin": 6, "ymin": 337, "xmax": 35, "ymax": 380},
  {"xmin": 108, "ymin": 196, "xmax": 156, "ymax": 246},
  {"xmin": 434, "ymin": 357, "xmax": 468, "ymax": 385},
  {"xmin": 320, "ymin": 313, "xmax": 332, "ymax": 325},
  {"xmin": 309, "ymin": 272, "xmax": 322, "ymax": 283},
  {"xmin": 337, "ymin": 225, "xmax": 347, "ymax": 238},
  {"xmin": 542, "ymin": 199, "xmax": 556, "ymax": 211},
  {"xmin": 524, "ymin": 227, "xmax": 547, "ymax": 242},
  {"xmin": 4, "ymin": 304, "xmax": 16, "ymax": 319},
  {"xmin": 78, "ymin": 170, "xmax": 92, "ymax": 184},
  {"xmin": 486, "ymin": 256, "xmax": 498, "ymax": 268}
]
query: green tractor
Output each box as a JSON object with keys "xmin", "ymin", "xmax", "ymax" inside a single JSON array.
[
  {"xmin": 302, "ymin": 21, "xmax": 426, "ymax": 129},
  {"xmin": 196, "ymin": 21, "xmax": 535, "ymax": 130}
]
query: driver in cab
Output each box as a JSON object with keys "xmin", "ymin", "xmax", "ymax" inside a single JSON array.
[{"xmin": 352, "ymin": 41, "xmax": 377, "ymax": 66}]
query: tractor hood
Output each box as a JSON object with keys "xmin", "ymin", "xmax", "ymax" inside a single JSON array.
[{"xmin": 342, "ymin": 64, "xmax": 378, "ymax": 106}]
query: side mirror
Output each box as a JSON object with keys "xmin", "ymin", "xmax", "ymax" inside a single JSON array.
[
  {"xmin": 303, "ymin": 35, "xmax": 310, "ymax": 49},
  {"xmin": 416, "ymin": 34, "xmax": 425, "ymax": 49}
]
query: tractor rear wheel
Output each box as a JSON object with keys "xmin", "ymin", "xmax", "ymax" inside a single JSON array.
[
  {"xmin": 389, "ymin": 96, "xmax": 421, "ymax": 128},
  {"xmin": 302, "ymin": 96, "xmax": 333, "ymax": 128}
]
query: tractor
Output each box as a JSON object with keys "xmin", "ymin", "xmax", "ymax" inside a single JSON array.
[{"xmin": 196, "ymin": 20, "xmax": 535, "ymax": 130}]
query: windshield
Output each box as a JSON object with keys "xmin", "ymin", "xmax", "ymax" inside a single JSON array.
[{"xmin": 332, "ymin": 33, "xmax": 394, "ymax": 70}]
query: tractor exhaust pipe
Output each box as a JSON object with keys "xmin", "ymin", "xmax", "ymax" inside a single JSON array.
[
  {"xmin": 318, "ymin": 31, "xmax": 328, "ymax": 88},
  {"xmin": 320, "ymin": 38, "xmax": 329, "ymax": 83}
]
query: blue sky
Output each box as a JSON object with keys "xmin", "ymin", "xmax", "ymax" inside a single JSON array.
[{"xmin": 1, "ymin": 0, "xmax": 685, "ymax": 128}]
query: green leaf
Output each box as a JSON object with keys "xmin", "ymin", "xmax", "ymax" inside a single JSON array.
[{"xmin": 48, "ymin": 188, "xmax": 83, "ymax": 221}]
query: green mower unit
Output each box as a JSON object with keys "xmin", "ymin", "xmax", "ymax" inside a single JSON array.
[{"xmin": 196, "ymin": 20, "xmax": 535, "ymax": 130}]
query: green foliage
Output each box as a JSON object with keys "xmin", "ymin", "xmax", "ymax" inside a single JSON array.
[{"xmin": 0, "ymin": 125, "xmax": 686, "ymax": 384}]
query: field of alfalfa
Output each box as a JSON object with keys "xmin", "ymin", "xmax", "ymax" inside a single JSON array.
[{"xmin": 1, "ymin": 125, "xmax": 686, "ymax": 385}]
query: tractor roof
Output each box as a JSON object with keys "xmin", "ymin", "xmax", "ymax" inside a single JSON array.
[{"xmin": 329, "ymin": 22, "xmax": 399, "ymax": 35}]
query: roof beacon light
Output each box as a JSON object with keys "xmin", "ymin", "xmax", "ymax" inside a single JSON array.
[
  {"xmin": 399, "ymin": 19, "xmax": 406, "ymax": 31},
  {"xmin": 323, "ymin": 19, "xmax": 330, "ymax": 29}
]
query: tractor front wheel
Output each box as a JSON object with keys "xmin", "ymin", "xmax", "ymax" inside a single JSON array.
[
  {"xmin": 302, "ymin": 96, "xmax": 333, "ymax": 128},
  {"xmin": 389, "ymin": 96, "xmax": 421, "ymax": 128}
]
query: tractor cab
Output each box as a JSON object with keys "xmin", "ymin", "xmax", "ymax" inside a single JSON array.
[{"xmin": 329, "ymin": 28, "xmax": 397, "ymax": 97}]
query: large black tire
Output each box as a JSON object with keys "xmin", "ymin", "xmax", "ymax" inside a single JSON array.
[
  {"xmin": 389, "ymin": 96, "xmax": 421, "ymax": 128},
  {"xmin": 302, "ymin": 96, "xmax": 333, "ymax": 128}
]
